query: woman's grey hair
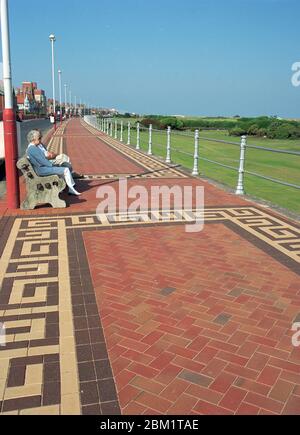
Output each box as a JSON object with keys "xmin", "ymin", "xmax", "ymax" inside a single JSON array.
[{"xmin": 27, "ymin": 129, "xmax": 41, "ymax": 144}]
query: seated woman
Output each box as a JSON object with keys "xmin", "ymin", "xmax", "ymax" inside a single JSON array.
[
  {"xmin": 35, "ymin": 129, "xmax": 83, "ymax": 178},
  {"xmin": 26, "ymin": 129, "xmax": 81, "ymax": 196}
]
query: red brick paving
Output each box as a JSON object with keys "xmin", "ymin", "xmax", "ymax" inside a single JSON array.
[
  {"xmin": 1, "ymin": 119, "xmax": 252, "ymax": 216},
  {"xmin": 64, "ymin": 121, "xmax": 144, "ymax": 175},
  {"xmin": 84, "ymin": 223, "xmax": 300, "ymax": 415},
  {"xmin": 0, "ymin": 118, "xmax": 299, "ymax": 415}
]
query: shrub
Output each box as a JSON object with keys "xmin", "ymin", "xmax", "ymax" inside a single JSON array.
[{"xmin": 229, "ymin": 127, "xmax": 247, "ymax": 137}]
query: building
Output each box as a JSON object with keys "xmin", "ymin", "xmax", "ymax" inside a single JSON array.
[{"xmin": 15, "ymin": 82, "xmax": 47, "ymax": 116}]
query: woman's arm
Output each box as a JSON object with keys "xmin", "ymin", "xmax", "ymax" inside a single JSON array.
[{"xmin": 27, "ymin": 146, "xmax": 53, "ymax": 168}]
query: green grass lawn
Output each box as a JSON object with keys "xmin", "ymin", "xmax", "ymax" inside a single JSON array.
[{"xmin": 103, "ymin": 122, "xmax": 300, "ymax": 214}]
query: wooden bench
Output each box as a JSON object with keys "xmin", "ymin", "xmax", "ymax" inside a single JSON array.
[{"xmin": 17, "ymin": 156, "xmax": 66, "ymax": 210}]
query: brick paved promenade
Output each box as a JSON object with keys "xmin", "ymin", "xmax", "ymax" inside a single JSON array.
[{"xmin": 0, "ymin": 119, "xmax": 299, "ymax": 415}]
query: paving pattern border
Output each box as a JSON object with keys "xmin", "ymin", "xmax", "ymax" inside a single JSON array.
[{"xmin": 0, "ymin": 204, "xmax": 299, "ymax": 414}]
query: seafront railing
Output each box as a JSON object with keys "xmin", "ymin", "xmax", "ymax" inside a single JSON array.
[{"xmin": 84, "ymin": 116, "xmax": 300, "ymax": 205}]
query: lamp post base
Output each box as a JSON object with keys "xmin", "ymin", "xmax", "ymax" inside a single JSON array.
[{"xmin": 3, "ymin": 109, "xmax": 20, "ymax": 209}]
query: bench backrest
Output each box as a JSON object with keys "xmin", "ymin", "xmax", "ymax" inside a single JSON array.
[{"xmin": 17, "ymin": 156, "xmax": 39, "ymax": 184}]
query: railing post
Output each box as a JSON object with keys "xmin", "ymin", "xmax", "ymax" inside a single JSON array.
[
  {"xmin": 136, "ymin": 122, "xmax": 140, "ymax": 150},
  {"xmin": 120, "ymin": 121, "xmax": 123, "ymax": 142},
  {"xmin": 236, "ymin": 135, "xmax": 247, "ymax": 195},
  {"xmin": 115, "ymin": 120, "xmax": 118, "ymax": 139},
  {"xmin": 192, "ymin": 129, "xmax": 199, "ymax": 176},
  {"xmin": 166, "ymin": 126, "xmax": 171, "ymax": 163},
  {"xmin": 110, "ymin": 120, "xmax": 113, "ymax": 137},
  {"xmin": 127, "ymin": 122, "xmax": 131, "ymax": 145},
  {"xmin": 148, "ymin": 124, "xmax": 153, "ymax": 155}
]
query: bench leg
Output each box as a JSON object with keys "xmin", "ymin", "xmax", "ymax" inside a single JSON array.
[{"xmin": 21, "ymin": 189, "xmax": 66, "ymax": 210}]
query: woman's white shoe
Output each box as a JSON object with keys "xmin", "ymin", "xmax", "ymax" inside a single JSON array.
[{"xmin": 68, "ymin": 187, "xmax": 81, "ymax": 196}]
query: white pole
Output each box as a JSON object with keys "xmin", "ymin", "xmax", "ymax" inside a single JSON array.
[
  {"xmin": 1, "ymin": 0, "xmax": 13, "ymax": 109},
  {"xmin": 69, "ymin": 89, "xmax": 72, "ymax": 115},
  {"xmin": 136, "ymin": 122, "xmax": 140, "ymax": 150},
  {"xmin": 58, "ymin": 69, "xmax": 62, "ymax": 122},
  {"xmin": 236, "ymin": 135, "xmax": 247, "ymax": 195},
  {"xmin": 166, "ymin": 126, "xmax": 171, "ymax": 163},
  {"xmin": 75, "ymin": 96, "xmax": 77, "ymax": 117},
  {"xmin": 115, "ymin": 120, "xmax": 118, "ymax": 138},
  {"xmin": 1, "ymin": 0, "xmax": 20, "ymax": 209},
  {"xmin": 58, "ymin": 70, "xmax": 62, "ymax": 112},
  {"xmin": 120, "ymin": 121, "xmax": 124, "ymax": 142},
  {"xmin": 64, "ymin": 84, "xmax": 67, "ymax": 115},
  {"xmin": 148, "ymin": 124, "xmax": 153, "ymax": 155},
  {"xmin": 127, "ymin": 122, "xmax": 131, "ymax": 145},
  {"xmin": 192, "ymin": 129, "xmax": 199, "ymax": 176},
  {"xmin": 49, "ymin": 34, "xmax": 56, "ymax": 115},
  {"xmin": 110, "ymin": 120, "xmax": 113, "ymax": 136}
]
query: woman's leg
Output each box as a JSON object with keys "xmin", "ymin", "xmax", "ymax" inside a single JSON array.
[{"xmin": 64, "ymin": 168, "xmax": 81, "ymax": 195}]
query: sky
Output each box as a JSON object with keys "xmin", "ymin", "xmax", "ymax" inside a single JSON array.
[{"xmin": 2, "ymin": 0, "xmax": 300, "ymax": 117}]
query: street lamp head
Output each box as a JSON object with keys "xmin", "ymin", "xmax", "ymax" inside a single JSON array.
[
  {"xmin": 58, "ymin": 69, "xmax": 62, "ymax": 74},
  {"xmin": 49, "ymin": 34, "xmax": 56, "ymax": 42}
]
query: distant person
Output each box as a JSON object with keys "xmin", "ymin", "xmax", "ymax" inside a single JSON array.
[{"xmin": 26, "ymin": 129, "xmax": 81, "ymax": 196}]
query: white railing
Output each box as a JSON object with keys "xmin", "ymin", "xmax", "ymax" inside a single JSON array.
[{"xmin": 86, "ymin": 116, "xmax": 300, "ymax": 196}]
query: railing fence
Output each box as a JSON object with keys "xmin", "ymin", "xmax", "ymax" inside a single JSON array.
[{"xmin": 84, "ymin": 116, "xmax": 300, "ymax": 196}]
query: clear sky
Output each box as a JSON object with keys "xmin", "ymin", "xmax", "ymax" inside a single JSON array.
[{"xmin": 3, "ymin": 0, "xmax": 300, "ymax": 117}]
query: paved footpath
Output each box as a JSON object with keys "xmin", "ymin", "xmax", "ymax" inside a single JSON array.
[{"xmin": 0, "ymin": 118, "xmax": 299, "ymax": 415}]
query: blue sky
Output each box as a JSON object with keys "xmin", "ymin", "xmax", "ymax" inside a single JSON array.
[{"xmin": 3, "ymin": 0, "xmax": 300, "ymax": 117}]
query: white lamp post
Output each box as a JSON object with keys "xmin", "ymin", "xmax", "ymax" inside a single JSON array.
[
  {"xmin": 64, "ymin": 84, "xmax": 68, "ymax": 117},
  {"xmin": 49, "ymin": 34, "xmax": 56, "ymax": 129},
  {"xmin": 69, "ymin": 89, "xmax": 72, "ymax": 117},
  {"xmin": 58, "ymin": 69, "xmax": 62, "ymax": 124},
  {"xmin": 0, "ymin": 0, "xmax": 20, "ymax": 209}
]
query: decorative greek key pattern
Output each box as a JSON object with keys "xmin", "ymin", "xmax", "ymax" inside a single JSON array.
[
  {"xmin": 18, "ymin": 207, "xmax": 300, "ymax": 264},
  {"xmin": 0, "ymin": 206, "xmax": 299, "ymax": 414},
  {"xmin": 0, "ymin": 218, "xmax": 80, "ymax": 415}
]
